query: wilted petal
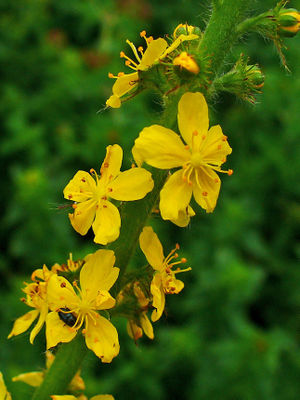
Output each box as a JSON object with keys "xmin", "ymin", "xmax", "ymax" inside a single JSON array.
[
  {"xmin": 159, "ymin": 169, "xmax": 193, "ymax": 221},
  {"xmin": 92, "ymin": 201, "xmax": 121, "ymax": 245},
  {"xmin": 109, "ymin": 167, "xmax": 153, "ymax": 201},
  {"xmin": 139, "ymin": 226, "xmax": 164, "ymax": 271},
  {"xmin": 85, "ymin": 315, "xmax": 119, "ymax": 363}
]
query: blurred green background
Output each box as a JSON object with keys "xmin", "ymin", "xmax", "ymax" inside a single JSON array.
[{"xmin": 1, "ymin": 0, "xmax": 300, "ymax": 399}]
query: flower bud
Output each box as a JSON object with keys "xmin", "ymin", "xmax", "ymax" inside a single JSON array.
[
  {"xmin": 278, "ymin": 9, "xmax": 300, "ymax": 37},
  {"xmin": 173, "ymin": 23, "xmax": 201, "ymax": 38},
  {"xmin": 173, "ymin": 51, "xmax": 200, "ymax": 75}
]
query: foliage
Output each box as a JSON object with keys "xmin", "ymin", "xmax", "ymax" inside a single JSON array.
[{"xmin": 1, "ymin": 0, "xmax": 299, "ymax": 399}]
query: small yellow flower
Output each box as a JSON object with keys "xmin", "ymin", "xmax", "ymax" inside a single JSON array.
[
  {"xmin": 8, "ymin": 266, "xmax": 52, "ymax": 344},
  {"xmin": 64, "ymin": 144, "xmax": 154, "ymax": 245},
  {"xmin": 126, "ymin": 282, "xmax": 154, "ymax": 341},
  {"xmin": 132, "ymin": 92, "xmax": 233, "ymax": 224},
  {"xmin": 0, "ymin": 372, "xmax": 12, "ymax": 400},
  {"xmin": 139, "ymin": 226, "xmax": 191, "ymax": 322},
  {"xmin": 173, "ymin": 51, "xmax": 200, "ymax": 74},
  {"xmin": 106, "ymin": 30, "xmax": 199, "ymax": 108},
  {"xmin": 46, "ymin": 249, "xmax": 120, "ymax": 363},
  {"xmin": 51, "ymin": 395, "xmax": 114, "ymax": 400},
  {"xmin": 12, "ymin": 351, "xmax": 85, "ymax": 392}
]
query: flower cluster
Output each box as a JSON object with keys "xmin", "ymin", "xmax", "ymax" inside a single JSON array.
[{"xmin": 8, "ymin": 24, "xmax": 239, "ymax": 399}]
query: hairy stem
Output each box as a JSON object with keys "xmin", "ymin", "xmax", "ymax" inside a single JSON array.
[
  {"xmin": 199, "ymin": 0, "xmax": 249, "ymax": 80},
  {"xmin": 31, "ymin": 334, "xmax": 87, "ymax": 400}
]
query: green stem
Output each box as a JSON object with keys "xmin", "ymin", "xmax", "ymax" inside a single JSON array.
[
  {"xmin": 109, "ymin": 87, "xmax": 186, "ymax": 293},
  {"xmin": 198, "ymin": 0, "xmax": 249, "ymax": 80},
  {"xmin": 236, "ymin": 11, "xmax": 273, "ymax": 36},
  {"xmin": 31, "ymin": 334, "xmax": 87, "ymax": 400}
]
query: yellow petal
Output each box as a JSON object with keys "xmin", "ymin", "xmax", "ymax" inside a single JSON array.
[
  {"xmin": 140, "ymin": 313, "xmax": 154, "ymax": 339},
  {"xmin": 106, "ymin": 94, "xmax": 121, "ymax": 108},
  {"xmin": 109, "ymin": 167, "xmax": 154, "ymax": 201},
  {"xmin": 80, "ymin": 249, "xmax": 119, "ymax": 299},
  {"xmin": 95, "ymin": 291, "xmax": 116, "ymax": 310},
  {"xmin": 68, "ymin": 371, "xmax": 85, "ymax": 392},
  {"xmin": 192, "ymin": 167, "xmax": 221, "ymax": 212},
  {"xmin": 161, "ymin": 33, "xmax": 199, "ymax": 58},
  {"xmin": 100, "ymin": 144, "xmax": 123, "ymax": 184},
  {"xmin": 30, "ymin": 303, "xmax": 48, "ymax": 344},
  {"xmin": 7, "ymin": 309, "xmax": 39, "ymax": 339},
  {"xmin": 46, "ymin": 312, "xmax": 77, "ymax": 349},
  {"xmin": 85, "ymin": 315, "xmax": 119, "ymax": 363},
  {"xmin": 150, "ymin": 274, "xmax": 165, "ymax": 322},
  {"xmin": 139, "ymin": 38, "xmax": 168, "ymax": 71},
  {"xmin": 92, "ymin": 201, "xmax": 121, "ymax": 245},
  {"xmin": 63, "ymin": 171, "xmax": 97, "ymax": 202},
  {"xmin": 133, "ymin": 125, "xmax": 189, "ymax": 169},
  {"xmin": 132, "ymin": 145, "xmax": 144, "ymax": 167},
  {"xmin": 202, "ymin": 125, "xmax": 232, "ymax": 165},
  {"xmin": 178, "ymin": 92, "xmax": 209, "ymax": 149},
  {"xmin": 68, "ymin": 199, "xmax": 97, "ymax": 235},
  {"xmin": 47, "ymin": 275, "xmax": 78, "ymax": 311},
  {"xmin": 51, "ymin": 396, "xmax": 77, "ymax": 400},
  {"xmin": 12, "ymin": 371, "xmax": 44, "ymax": 387},
  {"xmin": 127, "ymin": 320, "xmax": 143, "ymax": 341},
  {"xmin": 91, "ymin": 396, "xmax": 115, "ymax": 400},
  {"xmin": 170, "ymin": 205, "xmax": 195, "ymax": 227},
  {"xmin": 139, "ymin": 226, "xmax": 164, "ymax": 271},
  {"xmin": 0, "ymin": 373, "xmax": 12, "ymax": 400},
  {"xmin": 112, "ymin": 72, "xmax": 138, "ymax": 97},
  {"xmin": 159, "ymin": 169, "xmax": 193, "ymax": 221}
]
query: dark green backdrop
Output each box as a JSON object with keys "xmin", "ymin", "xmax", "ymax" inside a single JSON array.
[{"xmin": 1, "ymin": 0, "xmax": 299, "ymax": 399}]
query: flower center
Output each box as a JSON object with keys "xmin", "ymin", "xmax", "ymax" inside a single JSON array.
[{"xmin": 190, "ymin": 152, "xmax": 203, "ymax": 168}]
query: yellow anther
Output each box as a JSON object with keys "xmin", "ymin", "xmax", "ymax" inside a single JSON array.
[
  {"xmin": 108, "ymin": 72, "xmax": 114, "ymax": 78},
  {"xmin": 117, "ymin": 72, "xmax": 125, "ymax": 77},
  {"xmin": 125, "ymin": 60, "xmax": 131, "ymax": 66},
  {"xmin": 181, "ymin": 258, "xmax": 187, "ymax": 263},
  {"xmin": 228, "ymin": 169, "xmax": 233, "ymax": 176},
  {"xmin": 138, "ymin": 46, "xmax": 144, "ymax": 52},
  {"xmin": 147, "ymin": 36, "xmax": 153, "ymax": 43},
  {"xmin": 120, "ymin": 51, "xmax": 125, "ymax": 58},
  {"xmin": 140, "ymin": 30, "xmax": 146, "ymax": 37},
  {"xmin": 175, "ymin": 243, "xmax": 180, "ymax": 250}
]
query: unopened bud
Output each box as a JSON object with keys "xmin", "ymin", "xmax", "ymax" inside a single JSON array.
[
  {"xmin": 173, "ymin": 51, "xmax": 200, "ymax": 75},
  {"xmin": 173, "ymin": 23, "xmax": 201, "ymax": 38},
  {"xmin": 278, "ymin": 9, "xmax": 300, "ymax": 37}
]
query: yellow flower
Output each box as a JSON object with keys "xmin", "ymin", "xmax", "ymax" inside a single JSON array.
[
  {"xmin": 139, "ymin": 226, "xmax": 191, "ymax": 322},
  {"xmin": 278, "ymin": 10, "xmax": 300, "ymax": 36},
  {"xmin": 132, "ymin": 92, "xmax": 233, "ymax": 224},
  {"xmin": 0, "ymin": 372, "xmax": 12, "ymax": 400},
  {"xmin": 173, "ymin": 51, "xmax": 200, "ymax": 74},
  {"xmin": 51, "ymin": 395, "xmax": 114, "ymax": 400},
  {"xmin": 64, "ymin": 144, "xmax": 154, "ymax": 245},
  {"xmin": 106, "ymin": 30, "xmax": 199, "ymax": 108},
  {"xmin": 8, "ymin": 266, "xmax": 51, "ymax": 344},
  {"xmin": 46, "ymin": 249, "xmax": 120, "ymax": 363},
  {"xmin": 12, "ymin": 351, "xmax": 85, "ymax": 392},
  {"xmin": 126, "ymin": 282, "xmax": 154, "ymax": 341}
]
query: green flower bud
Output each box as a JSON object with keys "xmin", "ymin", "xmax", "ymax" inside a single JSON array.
[
  {"xmin": 173, "ymin": 23, "xmax": 201, "ymax": 38},
  {"xmin": 278, "ymin": 9, "xmax": 300, "ymax": 37}
]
